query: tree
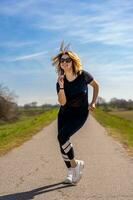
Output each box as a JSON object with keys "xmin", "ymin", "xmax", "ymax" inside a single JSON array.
[
  {"xmin": 0, "ymin": 84, "xmax": 18, "ymax": 121},
  {"xmin": 30, "ymin": 102, "xmax": 37, "ymax": 108},
  {"xmin": 96, "ymin": 96, "xmax": 106, "ymax": 106}
]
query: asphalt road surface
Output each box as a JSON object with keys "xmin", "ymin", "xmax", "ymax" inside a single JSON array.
[{"xmin": 0, "ymin": 115, "xmax": 133, "ymax": 200}]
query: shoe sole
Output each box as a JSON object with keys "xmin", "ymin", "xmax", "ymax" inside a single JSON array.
[
  {"xmin": 63, "ymin": 181, "xmax": 73, "ymax": 184},
  {"xmin": 63, "ymin": 179, "xmax": 73, "ymax": 184}
]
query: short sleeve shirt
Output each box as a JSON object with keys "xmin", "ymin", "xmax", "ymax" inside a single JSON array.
[{"xmin": 56, "ymin": 70, "xmax": 94, "ymax": 110}]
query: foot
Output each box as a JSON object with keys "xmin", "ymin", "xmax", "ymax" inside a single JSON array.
[
  {"xmin": 63, "ymin": 168, "xmax": 73, "ymax": 184},
  {"xmin": 72, "ymin": 160, "xmax": 84, "ymax": 184}
]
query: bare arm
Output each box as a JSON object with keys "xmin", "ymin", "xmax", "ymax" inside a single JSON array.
[
  {"xmin": 88, "ymin": 79, "xmax": 99, "ymax": 111},
  {"xmin": 58, "ymin": 89, "xmax": 67, "ymax": 106},
  {"xmin": 57, "ymin": 75, "xmax": 67, "ymax": 106}
]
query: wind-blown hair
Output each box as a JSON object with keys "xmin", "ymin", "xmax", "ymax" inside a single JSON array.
[{"xmin": 51, "ymin": 41, "xmax": 82, "ymax": 76}]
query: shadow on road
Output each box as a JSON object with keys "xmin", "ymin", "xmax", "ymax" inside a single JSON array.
[{"xmin": 0, "ymin": 182, "xmax": 75, "ymax": 200}]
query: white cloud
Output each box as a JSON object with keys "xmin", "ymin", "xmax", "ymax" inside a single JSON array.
[
  {"xmin": 2, "ymin": 51, "xmax": 48, "ymax": 62},
  {"xmin": 0, "ymin": 40, "xmax": 38, "ymax": 48},
  {"xmin": 1, "ymin": 0, "xmax": 133, "ymax": 47},
  {"xmin": 0, "ymin": 0, "xmax": 37, "ymax": 15},
  {"xmin": 33, "ymin": 1, "xmax": 133, "ymax": 47}
]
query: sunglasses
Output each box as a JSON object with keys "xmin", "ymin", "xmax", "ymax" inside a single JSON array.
[{"xmin": 60, "ymin": 57, "xmax": 72, "ymax": 63}]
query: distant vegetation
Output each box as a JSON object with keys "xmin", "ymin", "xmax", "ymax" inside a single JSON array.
[
  {"xmin": 96, "ymin": 96, "xmax": 133, "ymax": 111},
  {"xmin": 0, "ymin": 84, "xmax": 132, "ymax": 124}
]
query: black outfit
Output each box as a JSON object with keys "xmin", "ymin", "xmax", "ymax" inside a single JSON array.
[{"xmin": 56, "ymin": 70, "xmax": 94, "ymax": 168}]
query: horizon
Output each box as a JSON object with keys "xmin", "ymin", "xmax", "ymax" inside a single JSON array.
[{"xmin": 16, "ymin": 96, "xmax": 133, "ymax": 107}]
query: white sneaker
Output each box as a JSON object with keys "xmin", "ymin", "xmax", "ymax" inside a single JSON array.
[
  {"xmin": 72, "ymin": 160, "xmax": 84, "ymax": 184},
  {"xmin": 63, "ymin": 168, "xmax": 73, "ymax": 184}
]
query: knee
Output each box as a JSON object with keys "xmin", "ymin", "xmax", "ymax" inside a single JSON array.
[{"xmin": 57, "ymin": 132, "xmax": 67, "ymax": 146}]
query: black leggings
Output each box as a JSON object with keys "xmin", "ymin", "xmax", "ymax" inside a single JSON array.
[{"xmin": 57, "ymin": 108, "xmax": 89, "ymax": 168}]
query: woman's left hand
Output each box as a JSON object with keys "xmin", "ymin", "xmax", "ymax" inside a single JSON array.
[{"xmin": 88, "ymin": 102, "xmax": 96, "ymax": 111}]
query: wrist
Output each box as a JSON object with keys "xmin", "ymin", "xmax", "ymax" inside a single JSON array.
[
  {"xmin": 90, "ymin": 102, "xmax": 95, "ymax": 105},
  {"xmin": 59, "ymin": 86, "xmax": 64, "ymax": 90},
  {"xmin": 59, "ymin": 85, "xmax": 64, "ymax": 88}
]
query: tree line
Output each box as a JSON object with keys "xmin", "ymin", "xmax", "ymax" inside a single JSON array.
[
  {"xmin": 0, "ymin": 84, "xmax": 132, "ymax": 121},
  {"xmin": 97, "ymin": 97, "xmax": 133, "ymax": 111}
]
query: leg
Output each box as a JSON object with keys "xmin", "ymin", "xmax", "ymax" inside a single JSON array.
[
  {"xmin": 59, "ymin": 137, "xmax": 75, "ymax": 168},
  {"xmin": 58, "ymin": 113, "xmax": 72, "ymax": 168},
  {"xmin": 58, "ymin": 112, "xmax": 88, "ymax": 168},
  {"xmin": 60, "ymin": 145, "xmax": 71, "ymax": 168}
]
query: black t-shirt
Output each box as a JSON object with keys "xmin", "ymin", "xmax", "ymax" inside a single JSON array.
[{"xmin": 56, "ymin": 70, "xmax": 94, "ymax": 110}]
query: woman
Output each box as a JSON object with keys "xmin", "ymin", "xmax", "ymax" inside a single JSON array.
[{"xmin": 52, "ymin": 42, "xmax": 99, "ymax": 185}]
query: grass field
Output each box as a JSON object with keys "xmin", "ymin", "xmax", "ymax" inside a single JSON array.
[
  {"xmin": 109, "ymin": 110, "xmax": 133, "ymax": 121},
  {"xmin": 0, "ymin": 107, "xmax": 59, "ymax": 156},
  {"xmin": 1, "ymin": 106, "xmax": 133, "ymax": 157},
  {"xmin": 92, "ymin": 108, "xmax": 133, "ymax": 154}
]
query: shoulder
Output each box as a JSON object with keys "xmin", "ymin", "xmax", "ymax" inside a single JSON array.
[
  {"xmin": 77, "ymin": 69, "xmax": 85, "ymax": 76},
  {"xmin": 77, "ymin": 69, "xmax": 89, "ymax": 75},
  {"xmin": 81, "ymin": 69, "xmax": 90, "ymax": 75},
  {"xmin": 77, "ymin": 69, "xmax": 89, "ymax": 77},
  {"xmin": 80, "ymin": 69, "xmax": 94, "ymax": 84}
]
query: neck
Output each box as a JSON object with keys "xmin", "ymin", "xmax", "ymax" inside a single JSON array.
[{"xmin": 65, "ymin": 70, "xmax": 77, "ymax": 81}]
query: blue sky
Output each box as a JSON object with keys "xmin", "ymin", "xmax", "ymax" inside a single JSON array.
[{"xmin": 0, "ymin": 0, "xmax": 133, "ymax": 105}]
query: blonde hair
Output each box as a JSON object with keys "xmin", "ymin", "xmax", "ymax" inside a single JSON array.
[{"xmin": 51, "ymin": 41, "xmax": 82, "ymax": 75}]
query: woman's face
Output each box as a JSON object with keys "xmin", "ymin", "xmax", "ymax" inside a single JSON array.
[{"xmin": 60, "ymin": 54, "xmax": 73, "ymax": 72}]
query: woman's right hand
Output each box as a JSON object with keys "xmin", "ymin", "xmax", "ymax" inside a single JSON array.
[
  {"xmin": 57, "ymin": 75, "xmax": 64, "ymax": 88},
  {"xmin": 57, "ymin": 75, "xmax": 66, "ymax": 106}
]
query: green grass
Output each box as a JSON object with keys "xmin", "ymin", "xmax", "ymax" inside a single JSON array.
[
  {"xmin": 0, "ymin": 108, "xmax": 59, "ymax": 156},
  {"xmin": 92, "ymin": 108, "xmax": 133, "ymax": 152}
]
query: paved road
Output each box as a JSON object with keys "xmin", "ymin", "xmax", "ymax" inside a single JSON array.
[{"xmin": 0, "ymin": 115, "xmax": 133, "ymax": 200}]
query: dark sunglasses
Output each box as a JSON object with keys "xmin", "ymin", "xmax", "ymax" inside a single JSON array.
[{"xmin": 60, "ymin": 57, "xmax": 72, "ymax": 63}]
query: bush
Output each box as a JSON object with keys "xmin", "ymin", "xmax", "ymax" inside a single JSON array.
[{"xmin": 0, "ymin": 84, "xmax": 18, "ymax": 121}]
